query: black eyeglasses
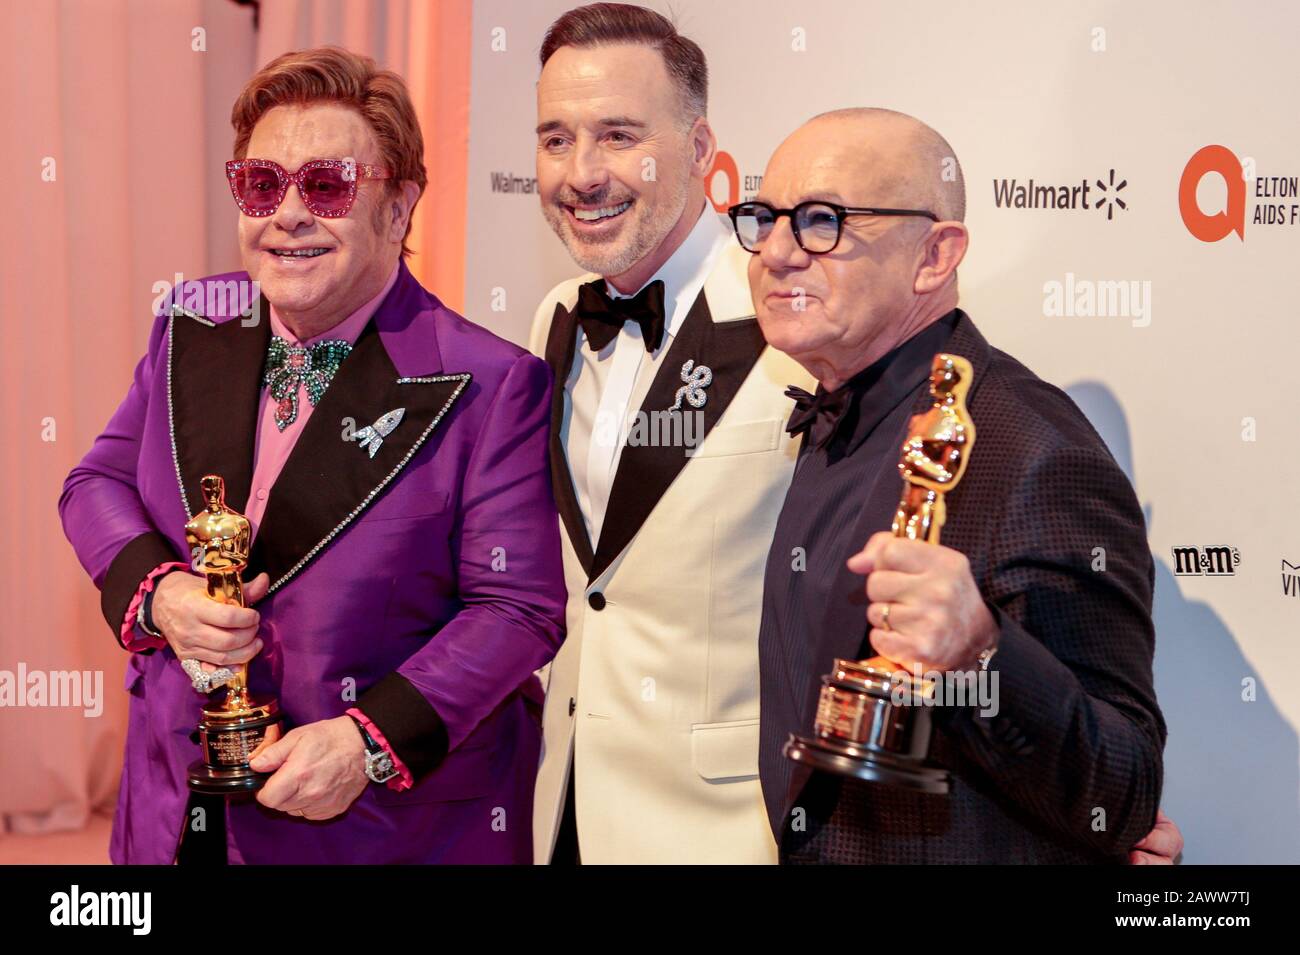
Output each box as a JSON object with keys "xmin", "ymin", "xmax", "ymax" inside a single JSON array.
[{"xmin": 728, "ymin": 200, "xmax": 939, "ymax": 254}]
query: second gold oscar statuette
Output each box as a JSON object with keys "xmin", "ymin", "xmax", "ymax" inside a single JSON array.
[{"xmin": 783, "ymin": 352, "xmax": 977, "ymax": 794}]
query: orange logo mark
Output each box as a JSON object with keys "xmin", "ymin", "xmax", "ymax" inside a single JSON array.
[
  {"xmin": 1179, "ymin": 145, "xmax": 1246, "ymax": 242},
  {"xmin": 707, "ymin": 151, "xmax": 739, "ymax": 212}
]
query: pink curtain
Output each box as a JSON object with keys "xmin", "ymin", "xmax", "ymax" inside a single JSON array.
[{"xmin": 0, "ymin": 0, "xmax": 470, "ymax": 844}]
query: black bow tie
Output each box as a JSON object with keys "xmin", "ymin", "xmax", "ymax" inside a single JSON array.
[
  {"xmin": 575, "ymin": 279, "xmax": 666, "ymax": 353},
  {"xmin": 785, "ymin": 384, "xmax": 851, "ymax": 450}
]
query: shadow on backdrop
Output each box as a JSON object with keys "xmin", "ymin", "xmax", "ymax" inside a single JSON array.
[{"xmin": 1068, "ymin": 380, "xmax": 1299, "ymax": 864}]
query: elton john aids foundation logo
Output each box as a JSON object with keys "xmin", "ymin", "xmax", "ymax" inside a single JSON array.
[{"xmin": 1179, "ymin": 144, "xmax": 1300, "ymax": 241}]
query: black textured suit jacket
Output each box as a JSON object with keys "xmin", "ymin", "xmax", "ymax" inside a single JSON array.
[{"xmin": 758, "ymin": 311, "xmax": 1166, "ymax": 864}]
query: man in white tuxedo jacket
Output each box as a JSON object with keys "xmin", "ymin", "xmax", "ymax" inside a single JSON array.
[{"xmin": 526, "ymin": 6, "xmax": 811, "ymax": 864}]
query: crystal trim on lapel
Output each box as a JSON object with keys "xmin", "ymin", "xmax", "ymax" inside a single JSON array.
[
  {"xmin": 171, "ymin": 302, "xmax": 213, "ymax": 326},
  {"xmin": 166, "ymin": 312, "xmax": 193, "ymax": 518},
  {"xmin": 167, "ymin": 300, "xmax": 262, "ymax": 524},
  {"xmin": 267, "ymin": 373, "xmax": 472, "ymax": 594}
]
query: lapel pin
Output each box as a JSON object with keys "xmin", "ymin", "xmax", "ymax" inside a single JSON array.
[
  {"xmin": 354, "ymin": 407, "xmax": 406, "ymax": 459},
  {"xmin": 668, "ymin": 359, "xmax": 713, "ymax": 412}
]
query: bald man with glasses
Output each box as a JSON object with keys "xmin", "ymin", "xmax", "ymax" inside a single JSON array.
[{"xmin": 748, "ymin": 108, "xmax": 1175, "ymax": 864}]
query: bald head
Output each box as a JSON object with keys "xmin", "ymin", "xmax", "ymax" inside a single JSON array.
[
  {"xmin": 749, "ymin": 107, "xmax": 971, "ymax": 391},
  {"xmin": 797, "ymin": 108, "xmax": 965, "ymax": 222}
]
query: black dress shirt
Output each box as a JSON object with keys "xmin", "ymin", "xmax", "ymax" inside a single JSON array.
[{"xmin": 766, "ymin": 313, "xmax": 960, "ymax": 672}]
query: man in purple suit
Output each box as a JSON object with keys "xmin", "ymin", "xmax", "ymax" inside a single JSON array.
[{"xmin": 58, "ymin": 47, "xmax": 566, "ymax": 864}]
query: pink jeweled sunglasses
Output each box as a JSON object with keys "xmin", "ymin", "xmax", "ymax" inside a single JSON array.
[{"xmin": 225, "ymin": 158, "xmax": 391, "ymax": 218}]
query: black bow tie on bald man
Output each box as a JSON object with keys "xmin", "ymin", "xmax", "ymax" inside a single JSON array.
[
  {"xmin": 785, "ymin": 384, "xmax": 852, "ymax": 450},
  {"xmin": 575, "ymin": 279, "xmax": 667, "ymax": 353}
]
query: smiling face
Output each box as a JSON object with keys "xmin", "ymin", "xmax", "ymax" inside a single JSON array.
[
  {"xmin": 536, "ymin": 43, "xmax": 712, "ymax": 292},
  {"xmin": 748, "ymin": 115, "xmax": 962, "ymax": 389},
  {"xmin": 238, "ymin": 102, "xmax": 405, "ymax": 337}
]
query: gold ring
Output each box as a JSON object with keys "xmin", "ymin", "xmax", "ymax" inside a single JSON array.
[{"xmin": 881, "ymin": 603, "xmax": 892, "ymax": 632}]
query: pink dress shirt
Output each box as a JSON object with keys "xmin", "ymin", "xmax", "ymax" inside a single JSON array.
[{"xmin": 122, "ymin": 263, "xmax": 412, "ymax": 789}]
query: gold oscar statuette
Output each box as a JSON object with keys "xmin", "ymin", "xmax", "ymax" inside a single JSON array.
[
  {"xmin": 184, "ymin": 474, "xmax": 284, "ymax": 794},
  {"xmin": 784, "ymin": 353, "xmax": 976, "ymax": 794}
]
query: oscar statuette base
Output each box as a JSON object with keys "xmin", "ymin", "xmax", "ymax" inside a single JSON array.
[
  {"xmin": 783, "ymin": 658, "xmax": 950, "ymax": 796},
  {"xmin": 186, "ymin": 697, "xmax": 284, "ymax": 795}
]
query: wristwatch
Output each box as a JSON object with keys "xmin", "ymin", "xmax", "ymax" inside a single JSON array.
[
  {"xmin": 137, "ymin": 587, "xmax": 165, "ymax": 640},
  {"xmin": 349, "ymin": 715, "xmax": 400, "ymax": 784}
]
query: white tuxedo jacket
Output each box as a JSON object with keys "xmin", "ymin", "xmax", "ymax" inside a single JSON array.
[{"xmin": 528, "ymin": 241, "xmax": 814, "ymax": 864}]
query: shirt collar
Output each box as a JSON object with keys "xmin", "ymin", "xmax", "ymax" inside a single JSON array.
[
  {"xmin": 268, "ymin": 261, "xmax": 401, "ymax": 348},
  {"xmin": 604, "ymin": 204, "xmax": 733, "ymax": 343},
  {"xmin": 823, "ymin": 310, "xmax": 962, "ymax": 458}
]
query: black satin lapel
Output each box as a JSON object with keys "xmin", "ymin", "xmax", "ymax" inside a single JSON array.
[
  {"xmin": 543, "ymin": 301, "xmax": 594, "ymax": 574},
  {"xmin": 247, "ymin": 320, "xmax": 470, "ymax": 590},
  {"xmin": 168, "ymin": 303, "xmax": 268, "ymax": 519},
  {"xmin": 589, "ymin": 291, "xmax": 767, "ymax": 583}
]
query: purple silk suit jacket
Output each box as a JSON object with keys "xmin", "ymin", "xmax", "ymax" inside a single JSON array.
[{"xmin": 59, "ymin": 261, "xmax": 566, "ymax": 864}]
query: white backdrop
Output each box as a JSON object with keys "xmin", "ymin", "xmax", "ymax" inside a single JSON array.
[{"xmin": 463, "ymin": 0, "xmax": 1300, "ymax": 863}]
